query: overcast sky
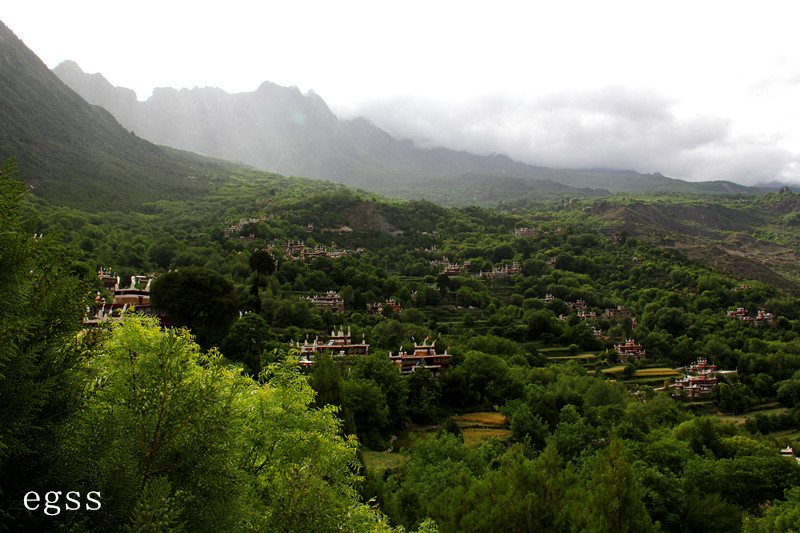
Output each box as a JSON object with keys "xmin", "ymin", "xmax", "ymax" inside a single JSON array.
[{"xmin": 5, "ymin": 1, "xmax": 800, "ymax": 184}]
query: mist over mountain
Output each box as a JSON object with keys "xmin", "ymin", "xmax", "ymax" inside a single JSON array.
[
  {"xmin": 53, "ymin": 61, "xmax": 766, "ymax": 200},
  {"xmin": 0, "ymin": 22, "xmax": 235, "ymax": 207}
]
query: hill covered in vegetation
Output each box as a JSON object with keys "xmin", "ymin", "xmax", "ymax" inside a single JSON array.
[
  {"xmin": 4, "ymin": 18, "xmax": 800, "ymax": 533},
  {"xmin": 6, "ymin": 149, "xmax": 800, "ymax": 530}
]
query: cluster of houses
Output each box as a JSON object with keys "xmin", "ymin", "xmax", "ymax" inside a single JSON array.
[
  {"xmin": 223, "ymin": 215, "xmax": 274, "ymax": 238},
  {"xmin": 294, "ymin": 328, "xmax": 451, "ymax": 376},
  {"xmin": 513, "ymin": 227, "xmax": 539, "ymax": 238},
  {"xmin": 480, "ymin": 262, "xmax": 521, "ymax": 279},
  {"xmin": 278, "ymin": 240, "xmax": 362, "ymax": 262},
  {"xmin": 308, "ymin": 291, "xmax": 345, "ymax": 313},
  {"xmin": 668, "ymin": 358, "xmax": 719, "ymax": 397},
  {"xmin": 83, "ymin": 269, "xmax": 169, "ymax": 326},
  {"xmin": 429, "ymin": 257, "xmax": 524, "ymax": 279},
  {"xmin": 430, "ymin": 258, "xmax": 471, "ymax": 277},
  {"xmin": 727, "ymin": 308, "xmax": 774, "ymax": 324},
  {"xmin": 367, "ymin": 299, "xmax": 402, "ymax": 316},
  {"xmin": 308, "ymin": 292, "xmax": 402, "ymax": 317}
]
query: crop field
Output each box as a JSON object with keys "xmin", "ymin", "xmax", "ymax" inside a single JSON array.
[
  {"xmin": 453, "ymin": 412, "xmax": 510, "ymax": 446},
  {"xmin": 397, "ymin": 412, "xmax": 511, "ymax": 450},
  {"xmin": 452, "ymin": 412, "xmax": 507, "ymax": 426},
  {"xmin": 362, "ymin": 451, "xmax": 409, "ymax": 473},
  {"xmin": 718, "ymin": 406, "xmax": 790, "ymax": 425},
  {"xmin": 635, "ymin": 368, "xmax": 680, "ymax": 377},
  {"xmin": 547, "ymin": 353, "xmax": 597, "ymax": 361}
]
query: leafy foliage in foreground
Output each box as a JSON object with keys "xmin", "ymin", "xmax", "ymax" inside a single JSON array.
[
  {"xmin": 61, "ymin": 317, "xmax": 384, "ymax": 532},
  {"xmin": 0, "ymin": 157, "xmax": 89, "ymax": 527}
]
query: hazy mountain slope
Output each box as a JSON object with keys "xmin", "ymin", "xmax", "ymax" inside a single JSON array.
[
  {"xmin": 53, "ymin": 61, "xmax": 767, "ymax": 199},
  {"xmin": 589, "ymin": 194, "xmax": 800, "ymax": 292},
  {"xmin": 0, "ymin": 22, "xmax": 234, "ymax": 208}
]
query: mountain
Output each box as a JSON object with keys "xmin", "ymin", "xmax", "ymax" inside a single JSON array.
[
  {"xmin": 588, "ymin": 193, "xmax": 800, "ymax": 292},
  {"xmin": 0, "ymin": 21, "xmax": 236, "ymax": 208},
  {"xmin": 53, "ymin": 61, "xmax": 767, "ymax": 201}
]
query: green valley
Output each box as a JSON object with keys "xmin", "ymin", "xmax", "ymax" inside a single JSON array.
[{"xmin": 3, "ymin": 14, "xmax": 800, "ymax": 533}]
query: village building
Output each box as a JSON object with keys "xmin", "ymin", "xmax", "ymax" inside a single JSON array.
[
  {"xmin": 727, "ymin": 307, "xmax": 750, "ymax": 319},
  {"xmin": 443, "ymin": 263, "xmax": 462, "ymax": 276},
  {"xmin": 483, "ymin": 262, "xmax": 521, "ymax": 279},
  {"xmin": 111, "ymin": 275, "xmax": 153, "ymax": 306},
  {"xmin": 84, "ymin": 272, "xmax": 170, "ymax": 327},
  {"xmin": 614, "ymin": 338, "xmax": 646, "ymax": 362},
  {"xmin": 567, "ymin": 299, "xmax": 588, "ymax": 311},
  {"xmin": 669, "ymin": 358, "xmax": 719, "ymax": 398},
  {"xmin": 780, "ymin": 446, "xmax": 800, "ymax": 464},
  {"xmin": 604, "ymin": 306, "xmax": 632, "ymax": 321},
  {"xmin": 98, "ymin": 268, "xmax": 117, "ymax": 291},
  {"xmin": 295, "ymin": 327, "xmax": 370, "ymax": 366},
  {"xmin": 727, "ymin": 308, "xmax": 774, "ymax": 324},
  {"xmin": 367, "ymin": 299, "xmax": 402, "ymax": 316},
  {"xmin": 752, "ymin": 309, "xmax": 774, "ymax": 324},
  {"xmin": 309, "ymin": 291, "xmax": 345, "ymax": 313},
  {"xmin": 389, "ymin": 339, "xmax": 452, "ymax": 377},
  {"xmin": 513, "ymin": 227, "xmax": 539, "ymax": 237}
]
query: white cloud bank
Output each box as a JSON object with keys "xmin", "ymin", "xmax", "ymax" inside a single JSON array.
[{"xmin": 339, "ymin": 85, "xmax": 800, "ymax": 185}]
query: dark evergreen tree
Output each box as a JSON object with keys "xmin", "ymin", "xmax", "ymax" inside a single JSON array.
[
  {"xmin": 0, "ymin": 157, "xmax": 89, "ymax": 528},
  {"xmin": 585, "ymin": 438, "xmax": 657, "ymax": 533},
  {"xmin": 150, "ymin": 267, "xmax": 238, "ymax": 347}
]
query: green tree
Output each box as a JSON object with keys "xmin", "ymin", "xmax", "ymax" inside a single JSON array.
[
  {"xmin": 0, "ymin": 156, "xmax": 89, "ymax": 526},
  {"xmin": 585, "ymin": 438, "xmax": 657, "ymax": 533},
  {"xmin": 150, "ymin": 267, "xmax": 238, "ymax": 347},
  {"xmin": 407, "ymin": 367, "xmax": 442, "ymax": 424},
  {"xmin": 743, "ymin": 486, "xmax": 800, "ymax": 533},
  {"xmin": 61, "ymin": 316, "xmax": 419, "ymax": 532},
  {"xmin": 509, "ymin": 403, "xmax": 548, "ymax": 452},
  {"xmin": 62, "ymin": 317, "xmax": 249, "ymax": 531},
  {"xmin": 309, "ymin": 351, "xmax": 346, "ymax": 409},
  {"xmin": 455, "ymin": 444, "xmax": 585, "ymax": 533},
  {"xmin": 220, "ymin": 312, "xmax": 275, "ymax": 375}
]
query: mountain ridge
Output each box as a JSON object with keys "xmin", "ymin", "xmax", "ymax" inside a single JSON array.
[
  {"xmin": 0, "ymin": 22, "xmax": 241, "ymax": 208},
  {"xmin": 52, "ymin": 60, "xmax": 769, "ymax": 200}
]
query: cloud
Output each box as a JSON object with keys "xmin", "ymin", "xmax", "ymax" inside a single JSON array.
[{"xmin": 337, "ymin": 85, "xmax": 800, "ymax": 185}]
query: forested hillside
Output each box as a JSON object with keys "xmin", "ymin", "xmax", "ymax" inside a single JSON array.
[
  {"xmin": 3, "ymin": 16, "xmax": 800, "ymax": 533},
  {"xmin": 5, "ymin": 143, "xmax": 800, "ymax": 530},
  {"xmin": 0, "ymin": 21, "xmax": 243, "ymax": 208}
]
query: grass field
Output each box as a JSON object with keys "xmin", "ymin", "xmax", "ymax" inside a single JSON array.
[
  {"xmin": 635, "ymin": 368, "xmax": 680, "ymax": 377},
  {"xmin": 452, "ymin": 412, "xmax": 507, "ymax": 426},
  {"xmin": 547, "ymin": 353, "xmax": 597, "ymax": 361},
  {"xmin": 461, "ymin": 427, "xmax": 512, "ymax": 446},
  {"xmin": 453, "ymin": 411, "xmax": 510, "ymax": 446},
  {"xmin": 394, "ymin": 411, "xmax": 511, "ymax": 451},
  {"xmin": 361, "ymin": 451, "xmax": 409, "ymax": 473},
  {"xmin": 718, "ymin": 406, "xmax": 790, "ymax": 425}
]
